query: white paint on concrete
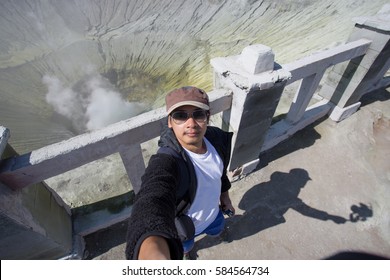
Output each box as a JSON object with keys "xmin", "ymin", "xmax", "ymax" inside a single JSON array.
[
  {"xmin": 329, "ymin": 102, "xmax": 362, "ymax": 122},
  {"xmin": 240, "ymin": 44, "xmax": 275, "ymax": 74}
]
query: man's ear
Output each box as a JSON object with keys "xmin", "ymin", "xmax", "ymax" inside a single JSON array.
[{"xmin": 168, "ymin": 116, "xmax": 173, "ymax": 128}]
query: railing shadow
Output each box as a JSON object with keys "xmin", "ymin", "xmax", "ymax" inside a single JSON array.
[
  {"xmin": 83, "ymin": 220, "xmax": 128, "ymax": 259},
  {"xmin": 359, "ymin": 87, "xmax": 390, "ymax": 107},
  {"xmin": 76, "ymin": 191, "xmax": 134, "ymax": 259}
]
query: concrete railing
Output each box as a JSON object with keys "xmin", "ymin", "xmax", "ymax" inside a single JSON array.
[
  {"xmin": 260, "ymin": 39, "xmax": 371, "ymax": 153},
  {"xmin": 0, "ymin": 89, "xmax": 232, "ymax": 191},
  {"xmin": 0, "ymin": 5, "xmax": 389, "ymax": 259}
]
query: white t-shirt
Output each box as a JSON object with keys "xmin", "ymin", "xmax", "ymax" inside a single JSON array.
[{"xmin": 183, "ymin": 137, "xmax": 223, "ymax": 235}]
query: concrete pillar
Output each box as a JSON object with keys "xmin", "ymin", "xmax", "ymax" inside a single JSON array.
[
  {"xmin": 320, "ymin": 4, "xmax": 390, "ymax": 121},
  {"xmin": 211, "ymin": 45, "xmax": 290, "ymax": 176},
  {"xmin": 0, "ymin": 126, "xmax": 73, "ymax": 259},
  {"xmin": 119, "ymin": 144, "xmax": 145, "ymax": 194},
  {"xmin": 0, "ymin": 127, "xmax": 10, "ymax": 158}
]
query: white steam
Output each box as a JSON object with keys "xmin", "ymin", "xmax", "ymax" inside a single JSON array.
[{"xmin": 43, "ymin": 75, "xmax": 145, "ymax": 132}]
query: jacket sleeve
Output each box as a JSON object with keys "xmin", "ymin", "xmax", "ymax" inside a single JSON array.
[
  {"xmin": 222, "ymin": 129, "xmax": 233, "ymax": 193},
  {"xmin": 125, "ymin": 153, "xmax": 183, "ymax": 259},
  {"xmin": 206, "ymin": 127, "xmax": 234, "ymax": 193}
]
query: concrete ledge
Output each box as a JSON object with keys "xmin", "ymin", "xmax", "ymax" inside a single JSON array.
[
  {"xmin": 229, "ymin": 159, "xmax": 260, "ymax": 181},
  {"xmin": 261, "ymin": 100, "xmax": 332, "ymax": 152},
  {"xmin": 329, "ymin": 102, "xmax": 361, "ymax": 122},
  {"xmin": 0, "ymin": 126, "xmax": 10, "ymax": 158}
]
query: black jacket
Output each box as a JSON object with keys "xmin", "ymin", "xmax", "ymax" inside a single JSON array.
[{"xmin": 125, "ymin": 125, "xmax": 233, "ymax": 259}]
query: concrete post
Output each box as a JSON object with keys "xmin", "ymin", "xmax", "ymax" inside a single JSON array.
[
  {"xmin": 119, "ymin": 144, "xmax": 145, "ymax": 193},
  {"xmin": 320, "ymin": 4, "xmax": 390, "ymax": 122},
  {"xmin": 0, "ymin": 129, "xmax": 73, "ymax": 259},
  {"xmin": 0, "ymin": 126, "xmax": 10, "ymax": 159},
  {"xmin": 211, "ymin": 45, "xmax": 290, "ymax": 176}
]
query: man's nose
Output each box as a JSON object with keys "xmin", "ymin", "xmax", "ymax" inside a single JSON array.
[{"xmin": 185, "ymin": 115, "xmax": 198, "ymax": 126}]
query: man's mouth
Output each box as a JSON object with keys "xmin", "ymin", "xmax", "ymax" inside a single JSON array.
[{"xmin": 185, "ymin": 131, "xmax": 199, "ymax": 137}]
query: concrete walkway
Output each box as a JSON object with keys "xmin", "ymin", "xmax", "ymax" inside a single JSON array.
[{"xmin": 86, "ymin": 88, "xmax": 390, "ymax": 260}]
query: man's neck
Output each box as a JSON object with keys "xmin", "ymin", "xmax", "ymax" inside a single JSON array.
[{"xmin": 184, "ymin": 140, "xmax": 207, "ymax": 154}]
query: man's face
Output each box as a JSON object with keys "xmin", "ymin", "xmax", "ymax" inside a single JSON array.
[{"xmin": 168, "ymin": 105, "xmax": 209, "ymax": 153}]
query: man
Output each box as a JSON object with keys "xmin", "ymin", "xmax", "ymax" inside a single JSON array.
[{"xmin": 126, "ymin": 86, "xmax": 235, "ymax": 260}]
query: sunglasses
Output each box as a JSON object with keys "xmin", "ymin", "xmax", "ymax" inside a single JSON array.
[{"xmin": 170, "ymin": 109, "xmax": 209, "ymax": 124}]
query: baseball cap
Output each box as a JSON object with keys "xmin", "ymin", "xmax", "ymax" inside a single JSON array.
[{"xmin": 165, "ymin": 86, "xmax": 210, "ymax": 114}]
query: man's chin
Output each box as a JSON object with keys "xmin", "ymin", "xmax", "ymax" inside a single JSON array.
[{"xmin": 183, "ymin": 137, "xmax": 202, "ymax": 145}]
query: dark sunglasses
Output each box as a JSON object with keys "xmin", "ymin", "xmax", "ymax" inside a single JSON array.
[{"xmin": 170, "ymin": 109, "xmax": 209, "ymax": 124}]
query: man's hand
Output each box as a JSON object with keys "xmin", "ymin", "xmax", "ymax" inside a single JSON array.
[
  {"xmin": 220, "ymin": 191, "xmax": 235, "ymax": 216},
  {"xmin": 138, "ymin": 236, "xmax": 171, "ymax": 260},
  {"xmin": 328, "ymin": 215, "xmax": 347, "ymax": 224}
]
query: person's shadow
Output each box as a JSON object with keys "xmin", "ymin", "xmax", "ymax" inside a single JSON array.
[{"xmin": 194, "ymin": 168, "xmax": 372, "ymax": 257}]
